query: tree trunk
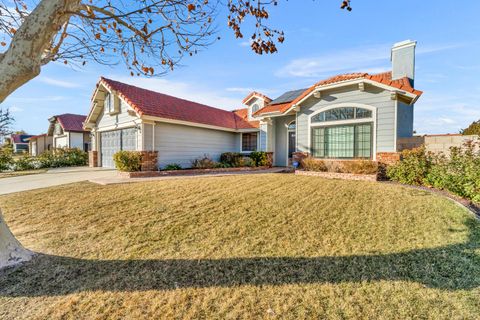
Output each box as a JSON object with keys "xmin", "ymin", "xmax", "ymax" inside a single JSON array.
[
  {"xmin": 0, "ymin": 210, "xmax": 33, "ymax": 269},
  {"xmin": 0, "ymin": 0, "xmax": 81, "ymax": 103},
  {"xmin": 0, "ymin": 0, "xmax": 81, "ymax": 268}
]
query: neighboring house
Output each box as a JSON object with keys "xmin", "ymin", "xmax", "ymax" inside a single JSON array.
[
  {"xmin": 48, "ymin": 113, "xmax": 91, "ymax": 151},
  {"xmin": 10, "ymin": 134, "xmax": 33, "ymax": 153},
  {"xmin": 84, "ymin": 80, "xmax": 259, "ymax": 168},
  {"xmin": 27, "ymin": 134, "xmax": 53, "ymax": 156},
  {"xmin": 84, "ymin": 40, "xmax": 422, "ymax": 169},
  {"xmin": 0, "ymin": 135, "xmax": 6, "ymax": 146}
]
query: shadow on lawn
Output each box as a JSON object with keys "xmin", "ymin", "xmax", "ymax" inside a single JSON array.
[{"xmin": 1, "ymin": 218, "xmax": 479, "ymax": 297}]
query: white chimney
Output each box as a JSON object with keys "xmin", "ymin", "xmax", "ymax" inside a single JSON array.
[{"xmin": 391, "ymin": 40, "xmax": 416, "ymax": 85}]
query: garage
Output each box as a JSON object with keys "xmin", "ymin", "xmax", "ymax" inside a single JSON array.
[
  {"xmin": 100, "ymin": 128, "xmax": 137, "ymax": 168},
  {"xmin": 54, "ymin": 136, "xmax": 68, "ymax": 148}
]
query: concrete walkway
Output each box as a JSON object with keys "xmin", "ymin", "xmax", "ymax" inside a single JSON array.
[
  {"xmin": 0, "ymin": 167, "xmax": 287, "ymax": 195},
  {"xmin": 0, "ymin": 167, "xmax": 116, "ymax": 195},
  {"xmin": 89, "ymin": 167, "xmax": 287, "ymax": 185}
]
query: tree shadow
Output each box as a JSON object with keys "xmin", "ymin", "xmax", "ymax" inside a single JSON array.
[{"xmin": 1, "ymin": 218, "xmax": 479, "ymax": 297}]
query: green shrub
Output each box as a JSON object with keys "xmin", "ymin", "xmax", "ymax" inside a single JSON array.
[
  {"xmin": 386, "ymin": 147, "xmax": 432, "ymax": 185},
  {"xmin": 0, "ymin": 150, "xmax": 13, "ymax": 172},
  {"xmin": 424, "ymin": 143, "xmax": 480, "ymax": 202},
  {"xmin": 14, "ymin": 154, "xmax": 36, "ymax": 171},
  {"xmin": 191, "ymin": 154, "xmax": 219, "ymax": 169},
  {"xmin": 220, "ymin": 152, "xmax": 243, "ymax": 167},
  {"xmin": 37, "ymin": 148, "xmax": 88, "ymax": 168},
  {"xmin": 249, "ymin": 151, "xmax": 269, "ymax": 167},
  {"xmin": 164, "ymin": 163, "xmax": 182, "ymax": 170},
  {"xmin": 387, "ymin": 142, "xmax": 480, "ymax": 203},
  {"xmin": 301, "ymin": 157, "xmax": 327, "ymax": 172},
  {"xmin": 113, "ymin": 151, "xmax": 143, "ymax": 172},
  {"xmin": 240, "ymin": 156, "xmax": 255, "ymax": 167}
]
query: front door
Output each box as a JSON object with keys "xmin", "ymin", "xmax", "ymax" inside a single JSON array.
[{"xmin": 288, "ymin": 131, "xmax": 296, "ymax": 159}]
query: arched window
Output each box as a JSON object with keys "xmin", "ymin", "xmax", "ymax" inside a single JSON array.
[
  {"xmin": 310, "ymin": 106, "xmax": 374, "ymax": 159},
  {"xmin": 287, "ymin": 120, "xmax": 296, "ymax": 131},
  {"xmin": 251, "ymin": 104, "xmax": 260, "ymax": 114},
  {"xmin": 311, "ymin": 107, "xmax": 372, "ymax": 123}
]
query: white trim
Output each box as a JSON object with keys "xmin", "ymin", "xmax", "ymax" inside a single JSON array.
[
  {"xmin": 394, "ymin": 99, "xmax": 398, "ymax": 152},
  {"xmin": 152, "ymin": 122, "xmax": 155, "ymax": 151},
  {"xmin": 141, "ymin": 115, "xmax": 247, "ymax": 133},
  {"xmin": 95, "ymin": 120, "xmax": 142, "ymax": 132},
  {"xmin": 243, "ymin": 94, "xmax": 268, "ymax": 105},
  {"xmin": 307, "ymin": 103, "xmax": 377, "ymax": 161},
  {"xmin": 286, "ymin": 119, "xmax": 296, "ymax": 166},
  {"xmin": 294, "ymin": 78, "xmax": 418, "ymax": 108}
]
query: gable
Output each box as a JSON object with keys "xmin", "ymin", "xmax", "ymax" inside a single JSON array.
[{"xmin": 86, "ymin": 77, "xmax": 259, "ymax": 131}]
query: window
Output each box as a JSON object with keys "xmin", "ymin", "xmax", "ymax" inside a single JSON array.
[
  {"xmin": 104, "ymin": 92, "xmax": 112, "ymax": 114},
  {"xmin": 311, "ymin": 107, "xmax": 372, "ymax": 123},
  {"xmin": 242, "ymin": 132, "xmax": 258, "ymax": 152},
  {"xmin": 54, "ymin": 123, "xmax": 63, "ymax": 135},
  {"xmin": 312, "ymin": 123, "xmax": 372, "ymax": 159},
  {"xmin": 252, "ymin": 104, "xmax": 260, "ymax": 114},
  {"xmin": 287, "ymin": 121, "xmax": 296, "ymax": 131}
]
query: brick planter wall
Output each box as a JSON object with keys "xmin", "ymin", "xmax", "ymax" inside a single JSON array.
[
  {"xmin": 89, "ymin": 151, "xmax": 98, "ymax": 167},
  {"xmin": 118, "ymin": 166, "xmax": 272, "ymax": 178},
  {"xmin": 376, "ymin": 152, "xmax": 401, "ymax": 165},
  {"xmin": 265, "ymin": 152, "xmax": 274, "ymax": 167},
  {"xmin": 140, "ymin": 151, "xmax": 158, "ymax": 171},
  {"xmin": 295, "ymin": 170, "xmax": 378, "ymax": 181}
]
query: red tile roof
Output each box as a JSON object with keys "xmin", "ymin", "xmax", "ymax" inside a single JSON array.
[
  {"xmin": 255, "ymin": 72, "xmax": 422, "ymax": 116},
  {"xmin": 11, "ymin": 134, "xmax": 33, "ymax": 144},
  {"xmin": 56, "ymin": 114, "xmax": 87, "ymax": 132},
  {"xmin": 242, "ymin": 91, "xmax": 272, "ymax": 104},
  {"xmin": 25, "ymin": 134, "xmax": 47, "ymax": 141},
  {"xmin": 100, "ymin": 78, "xmax": 258, "ymax": 130},
  {"xmin": 233, "ymin": 108, "xmax": 260, "ymax": 128}
]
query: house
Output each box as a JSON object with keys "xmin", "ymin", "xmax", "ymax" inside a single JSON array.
[
  {"xmin": 84, "ymin": 40, "xmax": 422, "ymax": 169},
  {"xmin": 9, "ymin": 134, "xmax": 34, "ymax": 153},
  {"xmin": 48, "ymin": 113, "xmax": 91, "ymax": 151},
  {"xmin": 26, "ymin": 134, "xmax": 53, "ymax": 156}
]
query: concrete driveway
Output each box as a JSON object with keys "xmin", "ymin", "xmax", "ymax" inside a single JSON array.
[{"xmin": 0, "ymin": 167, "xmax": 117, "ymax": 195}]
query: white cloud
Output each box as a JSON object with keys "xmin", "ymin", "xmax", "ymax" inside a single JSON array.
[
  {"xmin": 7, "ymin": 95, "xmax": 66, "ymax": 103},
  {"xmin": 38, "ymin": 76, "xmax": 82, "ymax": 88},
  {"xmin": 9, "ymin": 106, "xmax": 23, "ymax": 113},
  {"xmin": 225, "ymin": 87, "xmax": 279, "ymax": 97},
  {"xmin": 275, "ymin": 44, "xmax": 389, "ymax": 78},
  {"xmin": 276, "ymin": 42, "xmax": 464, "ymax": 79},
  {"xmin": 110, "ymin": 76, "xmax": 243, "ymax": 110}
]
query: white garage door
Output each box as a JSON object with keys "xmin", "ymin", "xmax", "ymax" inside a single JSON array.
[
  {"xmin": 55, "ymin": 136, "xmax": 68, "ymax": 148},
  {"xmin": 100, "ymin": 128, "xmax": 137, "ymax": 168}
]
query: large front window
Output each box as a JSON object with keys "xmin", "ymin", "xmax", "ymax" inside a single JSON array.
[
  {"xmin": 310, "ymin": 106, "xmax": 374, "ymax": 159},
  {"xmin": 312, "ymin": 124, "xmax": 372, "ymax": 159},
  {"xmin": 242, "ymin": 132, "xmax": 258, "ymax": 152}
]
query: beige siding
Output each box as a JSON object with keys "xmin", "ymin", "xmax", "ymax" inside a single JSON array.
[
  {"xmin": 154, "ymin": 122, "xmax": 239, "ymax": 168},
  {"xmin": 97, "ymin": 99, "xmax": 139, "ymax": 129}
]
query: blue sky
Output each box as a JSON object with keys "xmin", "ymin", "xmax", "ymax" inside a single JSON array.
[{"xmin": 2, "ymin": 0, "xmax": 480, "ymax": 135}]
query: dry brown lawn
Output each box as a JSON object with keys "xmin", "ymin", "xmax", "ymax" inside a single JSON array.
[{"xmin": 0, "ymin": 173, "xmax": 479, "ymax": 319}]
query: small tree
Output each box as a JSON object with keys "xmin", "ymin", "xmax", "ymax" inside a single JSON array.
[
  {"xmin": 0, "ymin": 0, "xmax": 352, "ymax": 268},
  {"xmin": 460, "ymin": 120, "xmax": 480, "ymax": 136},
  {"xmin": 0, "ymin": 108, "xmax": 14, "ymax": 137}
]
